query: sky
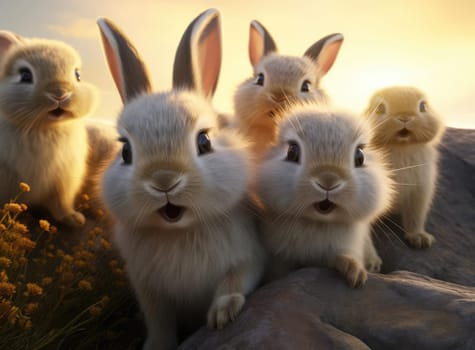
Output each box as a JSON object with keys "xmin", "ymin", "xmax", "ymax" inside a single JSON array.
[{"xmin": 1, "ymin": 0, "xmax": 474, "ymax": 128}]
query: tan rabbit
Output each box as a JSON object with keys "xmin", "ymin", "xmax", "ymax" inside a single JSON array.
[
  {"xmin": 364, "ymin": 86, "xmax": 445, "ymax": 248},
  {"xmin": 234, "ymin": 20, "xmax": 344, "ymax": 159},
  {"xmin": 0, "ymin": 31, "xmax": 97, "ymax": 226},
  {"xmin": 256, "ymin": 104, "xmax": 393, "ymax": 288},
  {"xmin": 98, "ymin": 9, "xmax": 264, "ymax": 350}
]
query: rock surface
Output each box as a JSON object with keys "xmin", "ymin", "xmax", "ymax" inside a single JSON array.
[{"xmin": 180, "ymin": 127, "xmax": 475, "ymax": 349}]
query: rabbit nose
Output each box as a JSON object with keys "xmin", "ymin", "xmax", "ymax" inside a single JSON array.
[
  {"xmin": 150, "ymin": 170, "xmax": 182, "ymax": 193},
  {"xmin": 397, "ymin": 115, "xmax": 413, "ymax": 123},
  {"xmin": 314, "ymin": 172, "xmax": 343, "ymax": 192},
  {"xmin": 46, "ymin": 91, "xmax": 72, "ymax": 103}
]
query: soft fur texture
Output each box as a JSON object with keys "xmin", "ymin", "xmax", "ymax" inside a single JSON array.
[
  {"xmin": 234, "ymin": 21, "xmax": 343, "ymax": 159},
  {"xmin": 98, "ymin": 10, "xmax": 264, "ymax": 350},
  {"xmin": 0, "ymin": 32, "xmax": 96, "ymax": 226},
  {"xmin": 364, "ymin": 86, "xmax": 445, "ymax": 248},
  {"xmin": 256, "ymin": 104, "xmax": 393, "ymax": 288}
]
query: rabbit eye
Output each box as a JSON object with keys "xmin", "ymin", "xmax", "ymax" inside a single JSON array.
[
  {"xmin": 254, "ymin": 73, "xmax": 265, "ymax": 86},
  {"xmin": 75, "ymin": 68, "xmax": 81, "ymax": 82},
  {"xmin": 19, "ymin": 67, "xmax": 33, "ymax": 84},
  {"xmin": 375, "ymin": 103, "xmax": 386, "ymax": 114},
  {"xmin": 119, "ymin": 137, "xmax": 132, "ymax": 165},
  {"xmin": 354, "ymin": 146, "xmax": 364, "ymax": 167},
  {"xmin": 301, "ymin": 80, "xmax": 311, "ymax": 92},
  {"xmin": 286, "ymin": 141, "xmax": 300, "ymax": 163},
  {"xmin": 419, "ymin": 101, "xmax": 427, "ymax": 112},
  {"xmin": 197, "ymin": 131, "xmax": 213, "ymax": 155}
]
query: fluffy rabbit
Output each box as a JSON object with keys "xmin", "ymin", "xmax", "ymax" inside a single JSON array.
[
  {"xmin": 98, "ymin": 9, "xmax": 264, "ymax": 350},
  {"xmin": 256, "ymin": 104, "xmax": 393, "ymax": 287},
  {"xmin": 234, "ymin": 20, "xmax": 344, "ymax": 159},
  {"xmin": 364, "ymin": 86, "xmax": 445, "ymax": 248},
  {"xmin": 0, "ymin": 31, "xmax": 97, "ymax": 226}
]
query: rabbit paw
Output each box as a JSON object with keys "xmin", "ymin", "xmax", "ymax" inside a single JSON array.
[
  {"xmin": 365, "ymin": 253, "xmax": 382, "ymax": 273},
  {"xmin": 60, "ymin": 211, "xmax": 86, "ymax": 227},
  {"xmin": 405, "ymin": 231, "xmax": 434, "ymax": 249},
  {"xmin": 207, "ymin": 293, "xmax": 245, "ymax": 330},
  {"xmin": 335, "ymin": 254, "xmax": 367, "ymax": 288}
]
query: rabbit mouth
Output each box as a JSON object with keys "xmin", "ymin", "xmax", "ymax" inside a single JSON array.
[
  {"xmin": 314, "ymin": 199, "xmax": 336, "ymax": 214},
  {"xmin": 48, "ymin": 107, "xmax": 68, "ymax": 119},
  {"xmin": 159, "ymin": 202, "xmax": 185, "ymax": 222},
  {"xmin": 397, "ymin": 128, "xmax": 411, "ymax": 138}
]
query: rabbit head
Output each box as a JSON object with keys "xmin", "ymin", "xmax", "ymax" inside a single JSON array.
[
  {"xmin": 257, "ymin": 104, "xmax": 393, "ymax": 225},
  {"xmin": 99, "ymin": 10, "xmax": 252, "ymax": 232},
  {"xmin": 234, "ymin": 20, "xmax": 344, "ymax": 129},
  {"xmin": 0, "ymin": 31, "xmax": 96, "ymax": 130},
  {"xmin": 364, "ymin": 86, "xmax": 445, "ymax": 147}
]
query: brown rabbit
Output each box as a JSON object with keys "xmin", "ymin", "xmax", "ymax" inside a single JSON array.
[
  {"xmin": 0, "ymin": 31, "xmax": 97, "ymax": 226},
  {"xmin": 234, "ymin": 20, "xmax": 344, "ymax": 159},
  {"xmin": 364, "ymin": 86, "xmax": 445, "ymax": 248}
]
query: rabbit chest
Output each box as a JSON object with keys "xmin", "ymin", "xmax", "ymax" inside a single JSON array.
[
  {"xmin": 387, "ymin": 144, "xmax": 437, "ymax": 206},
  {"xmin": 0, "ymin": 121, "xmax": 88, "ymax": 202}
]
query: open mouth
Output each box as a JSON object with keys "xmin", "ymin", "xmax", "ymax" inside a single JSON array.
[
  {"xmin": 49, "ymin": 107, "xmax": 67, "ymax": 119},
  {"xmin": 397, "ymin": 128, "xmax": 411, "ymax": 138},
  {"xmin": 314, "ymin": 199, "xmax": 336, "ymax": 215},
  {"xmin": 158, "ymin": 202, "xmax": 185, "ymax": 223}
]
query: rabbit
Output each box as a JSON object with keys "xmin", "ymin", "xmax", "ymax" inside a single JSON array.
[
  {"xmin": 0, "ymin": 31, "xmax": 97, "ymax": 226},
  {"xmin": 364, "ymin": 86, "xmax": 445, "ymax": 249},
  {"xmin": 98, "ymin": 9, "xmax": 264, "ymax": 350},
  {"xmin": 233, "ymin": 20, "xmax": 344, "ymax": 159},
  {"xmin": 255, "ymin": 103, "xmax": 393, "ymax": 288}
]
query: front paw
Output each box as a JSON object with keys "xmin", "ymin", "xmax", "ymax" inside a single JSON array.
[
  {"xmin": 365, "ymin": 254, "xmax": 382, "ymax": 273},
  {"xmin": 335, "ymin": 254, "xmax": 367, "ymax": 288},
  {"xmin": 405, "ymin": 231, "xmax": 434, "ymax": 249},
  {"xmin": 207, "ymin": 293, "xmax": 245, "ymax": 330},
  {"xmin": 60, "ymin": 211, "xmax": 86, "ymax": 227}
]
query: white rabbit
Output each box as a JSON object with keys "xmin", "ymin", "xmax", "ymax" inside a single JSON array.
[
  {"xmin": 98, "ymin": 9, "xmax": 264, "ymax": 350},
  {"xmin": 256, "ymin": 103, "xmax": 393, "ymax": 288},
  {"xmin": 0, "ymin": 31, "xmax": 97, "ymax": 226},
  {"xmin": 234, "ymin": 20, "xmax": 344, "ymax": 159},
  {"xmin": 364, "ymin": 86, "xmax": 445, "ymax": 248}
]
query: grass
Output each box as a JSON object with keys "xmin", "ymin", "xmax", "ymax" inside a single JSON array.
[{"xmin": 0, "ymin": 183, "xmax": 144, "ymax": 350}]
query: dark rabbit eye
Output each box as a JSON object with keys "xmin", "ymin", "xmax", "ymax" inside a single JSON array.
[
  {"xmin": 419, "ymin": 101, "xmax": 427, "ymax": 112},
  {"xmin": 119, "ymin": 137, "xmax": 132, "ymax": 165},
  {"xmin": 254, "ymin": 73, "xmax": 265, "ymax": 86},
  {"xmin": 375, "ymin": 103, "xmax": 386, "ymax": 114},
  {"xmin": 197, "ymin": 131, "xmax": 213, "ymax": 155},
  {"xmin": 75, "ymin": 68, "xmax": 81, "ymax": 82},
  {"xmin": 19, "ymin": 67, "xmax": 33, "ymax": 83},
  {"xmin": 354, "ymin": 146, "xmax": 364, "ymax": 167},
  {"xmin": 301, "ymin": 80, "xmax": 311, "ymax": 92},
  {"xmin": 286, "ymin": 141, "xmax": 300, "ymax": 163}
]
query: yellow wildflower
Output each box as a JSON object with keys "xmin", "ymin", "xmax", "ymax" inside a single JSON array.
[
  {"xmin": 24, "ymin": 302, "xmax": 39, "ymax": 315},
  {"xmin": 49, "ymin": 225, "xmax": 58, "ymax": 234},
  {"xmin": 20, "ymin": 203, "xmax": 28, "ymax": 211},
  {"xmin": 62, "ymin": 255, "xmax": 74, "ymax": 264},
  {"xmin": 100, "ymin": 239, "xmax": 111, "ymax": 250},
  {"xmin": 17, "ymin": 237, "xmax": 35, "ymax": 250},
  {"xmin": 41, "ymin": 277, "xmax": 53, "ymax": 286},
  {"xmin": 13, "ymin": 222, "xmax": 28, "ymax": 234},
  {"xmin": 19, "ymin": 318, "xmax": 33, "ymax": 329},
  {"xmin": 74, "ymin": 260, "xmax": 87, "ymax": 269},
  {"xmin": 56, "ymin": 249, "xmax": 65, "ymax": 257},
  {"xmin": 0, "ymin": 270, "xmax": 8, "ymax": 282},
  {"xmin": 0, "ymin": 223, "xmax": 6, "ymax": 231},
  {"xmin": 0, "ymin": 257, "xmax": 12, "ymax": 268},
  {"xmin": 25, "ymin": 283, "xmax": 43, "ymax": 297},
  {"xmin": 0, "ymin": 282, "xmax": 16, "ymax": 297},
  {"xmin": 7, "ymin": 305, "xmax": 19, "ymax": 325},
  {"xmin": 100, "ymin": 295, "xmax": 110, "ymax": 307},
  {"xmin": 4, "ymin": 203, "xmax": 23, "ymax": 214},
  {"xmin": 39, "ymin": 219, "xmax": 50, "ymax": 232},
  {"xmin": 0, "ymin": 299, "xmax": 12, "ymax": 314},
  {"xmin": 19, "ymin": 182, "xmax": 30, "ymax": 192},
  {"xmin": 78, "ymin": 280, "xmax": 93, "ymax": 291}
]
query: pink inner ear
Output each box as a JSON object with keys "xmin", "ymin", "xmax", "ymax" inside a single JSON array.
[
  {"xmin": 317, "ymin": 40, "xmax": 343, "ymax": 75},
  {"xmin": 249, "ymin": 25, "xmax": 264, "ymax": 67},
  {"xmin": 198, "ymin": 26, "xmax": 221, "ymax": 97},
  {"xmin": 0, "ymin": 32, "xmax": 19, "ymax": 59},
  {"xmin": 100, "ymin": 31, "xmax": 125, "ymax": 103}
]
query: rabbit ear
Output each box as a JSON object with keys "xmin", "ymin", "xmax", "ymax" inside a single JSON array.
[
  {"xmin": 249, "ymin": 20, "xmax": 278, "ymax": 67},
  {"xmin": 0, "ymin": 31, "xmax": 23, "ymax": 58},
  {"xmin": 304, "ymin": 33, "xmax": 344, "ymax": 76},
  {"xmin": 97, "ymin": 17, "xmax": 152, "ymax": 104},
  {"xmin": 173, "ymin": 8, "xmax": 222, "ymax": 98}
]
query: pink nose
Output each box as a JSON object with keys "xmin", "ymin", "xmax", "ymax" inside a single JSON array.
[{"xmin": 46, "ymin": 92, "xmax": 72, "ymax": 103}]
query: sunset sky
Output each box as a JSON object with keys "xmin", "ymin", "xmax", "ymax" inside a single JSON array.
[{"xmin": 1, "ymin": 0, "xmax": 474, "ymax": 128}]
